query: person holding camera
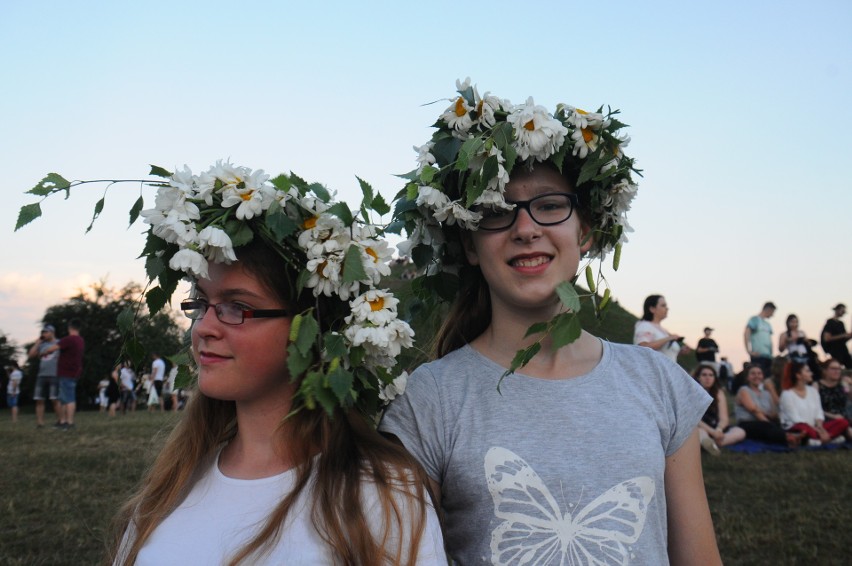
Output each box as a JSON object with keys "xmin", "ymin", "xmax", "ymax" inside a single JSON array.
[{"xmin": 634, "ymin": 295, "xmax": 692, "ymax": 362}]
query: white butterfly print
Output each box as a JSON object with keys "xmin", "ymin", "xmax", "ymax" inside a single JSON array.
[{"xmin": 485, "ymin": 446, "xmax": 655, "ymax": 565}]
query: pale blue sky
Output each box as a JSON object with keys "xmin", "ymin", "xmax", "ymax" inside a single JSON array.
[{"xmin": 3, "ymin": 0, "xmax": 851, "ymax": 368}]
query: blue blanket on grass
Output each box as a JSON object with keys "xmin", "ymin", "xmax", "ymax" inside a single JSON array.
[{"xmin": 726, "ymin": 439, "xmax": 852, "ymax": 454}]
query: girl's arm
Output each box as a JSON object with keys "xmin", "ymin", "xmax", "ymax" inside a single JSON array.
[
  {"xmin": 778, "ymin": 332, "xmax": 788, "ymax": 353},
  {"xmin": 665, "ymin": 429, "xmax": 722, "ymax": 565},
  {"xmin": 736, "ymin": 388, "xmax": 767, "ymax": 421},
  {"xmin": 715, "ymin": 390, "xmax": 730, "ymax": 430}
]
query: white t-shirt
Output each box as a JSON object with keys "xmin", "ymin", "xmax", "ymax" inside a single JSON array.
[
  {"xmin": 780, "ymin": 386, "xmax": 825, "ymax": 429},
  {"xmin": 634, "ymin": 320, "xmax": 681, "ymax": 362},
  {"xmin": 7, "ymin": 369, "xmax": 22, "ymax": 395},
  {"xmin": 151, "ymin": 358, "xmax": 166, "ymax": 383},
  {"xmin": 121, "ymin": 452, "xmax": 447, "ymax": 566}
]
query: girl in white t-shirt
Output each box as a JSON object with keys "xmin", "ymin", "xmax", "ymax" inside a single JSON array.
[
  {"xmin": 105, "ymin": 166, "xmax": 445, "ymax": 566},
  {"xmin": 633, "ymin": 294, "xmax": 691, "ymax": 362}
]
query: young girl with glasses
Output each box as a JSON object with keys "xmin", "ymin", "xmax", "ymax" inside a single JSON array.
[
  {"xmin": 48, "ymin": 164, "xmax": 449, "ymax": 566},
  {"xmin": 381, "ymin": 80, "xmax": 721, "ymax": 565}
]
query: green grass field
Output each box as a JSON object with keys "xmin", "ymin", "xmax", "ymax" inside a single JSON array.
[{"xmin": 1, "ymin": 409, "xmax": 849, "ymax": 565}]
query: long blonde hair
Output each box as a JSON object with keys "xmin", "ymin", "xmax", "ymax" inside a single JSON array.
[{"xmin": 107, "ymin": 240, "xmax": 432, "ymax": 565}]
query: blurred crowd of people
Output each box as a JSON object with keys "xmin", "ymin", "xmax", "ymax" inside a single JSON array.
[
  {"xmin": 96, "ymin": 354, "xmax": 188, "ymax": 417},
  {"xmin": 635, "ymin": 296, "xmax": 852, "ymax": 454}
]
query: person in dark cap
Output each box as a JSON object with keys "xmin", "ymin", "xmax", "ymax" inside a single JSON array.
[
  {"xmin": 696, "ymin": 327, "xmax": 719, "ymax": 364},
  {"xmin": 27, "ymin": 324, "xmax": 60, "ymax": 428},
  {"xmin": 821, "ymin": 304, "xmax": 852, "ymax": 368}
]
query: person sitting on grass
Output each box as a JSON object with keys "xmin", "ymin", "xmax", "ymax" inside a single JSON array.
[
  {"xmin": 735, "ymin": 364, "xmax": 800, "ymax": 447},
  {"xmin": 693, "ymin": 364, "xmax": 745, "ymax": 455},
  {"xmin": 818, "ymin": 358, "xmax": 852, "ymax": 424},
  {"xmin": 780, "ymin": 361, "xmax": 850, "ymax": 446}
]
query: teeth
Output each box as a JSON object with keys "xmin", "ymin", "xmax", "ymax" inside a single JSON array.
[{"xmin": 512, "ymin": 256, "xmax": 549, "ymax": 267}]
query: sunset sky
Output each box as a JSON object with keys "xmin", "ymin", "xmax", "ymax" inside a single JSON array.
[{"xmin": 3, "ymin": 0, "xmax": 851, "ymax": 370}]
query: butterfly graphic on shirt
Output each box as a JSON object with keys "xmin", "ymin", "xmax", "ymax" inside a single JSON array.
[{"xmin": 485, "ymin": 446, "xmax": 655, "ymax": 565}]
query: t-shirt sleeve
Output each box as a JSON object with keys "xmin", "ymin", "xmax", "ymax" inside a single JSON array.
[
  {"xmin": 633, "ymin": 321, "xmax": 656, "ymax": 345},
  {"xmin": 659, "ymin": 359, "xmax": 712, "ymax": 457},
  {"xmin": 379, "ymin": 366, "xmax": 446, "ymax": 484}
]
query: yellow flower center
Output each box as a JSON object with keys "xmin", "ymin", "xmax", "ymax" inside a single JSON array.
[
  {"xmin": 302, "ymin": 216, "xmax": 318, "ymax": 229},
  {"xmin": 454, "ymin": 97, "xmax": 466, "ymax": 117},
  {"xmin": 366, "ymin": 247, "xmax": 379, "ymax": 262},
  {"xmin": 576, "ymin": 108, "xmax": 588, "ymax": 115},
  {"xmin": 240, "ymin": 190, "xmax": 254, "ymax": 201},
  {"xmin": 524, "ymin": 119, "xmax": 536, "ymax": 131},
  {"xmin": 369, "ymin": 297, "xmax": 385, "ymax": 311},
  {"xmin": 582, "ymin": 127, "xmax": 594, "ymax": 143}
]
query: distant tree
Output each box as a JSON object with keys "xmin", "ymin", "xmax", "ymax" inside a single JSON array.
[{"xmin": 37, "ymin": 281, "xmax": 186, "ymax": 408}]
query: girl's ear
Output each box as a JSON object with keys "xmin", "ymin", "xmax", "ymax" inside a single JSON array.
[
  {"xmin": 462, "ymin": 232, "xmax": 480, "ymax": 266},
  {"xmin": 578, "ymin": 222, "xmax": 594, "ymax": 255}
]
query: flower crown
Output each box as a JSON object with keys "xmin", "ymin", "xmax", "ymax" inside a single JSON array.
[
  {"xmin": 392, "ymin": 78, "xmax": 640, "ymax": 297},
  {"xmin": 389, "ymin": 79, "xmax": 641, "ymax": 373},
  {"xmin": 16, "ymin": 162, "xmax": 413, "ymax": 416}
]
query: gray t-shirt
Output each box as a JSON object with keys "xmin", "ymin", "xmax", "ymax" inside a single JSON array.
[
  {"xmin": 380, "ymin": 341, "xmax": 710, "ymax": 565},
  {"xmin": 36, "ymin": 340, "xmax": 59, "ymax": 377}
]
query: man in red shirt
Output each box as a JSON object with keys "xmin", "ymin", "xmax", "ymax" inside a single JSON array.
[{"xmin": 43, "ymin": 319, "xmax": 85, "ymax": 430}]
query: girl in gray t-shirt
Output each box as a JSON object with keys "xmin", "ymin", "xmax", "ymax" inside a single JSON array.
[{"xmin": 383, "ymin": 82, "xmax": 720, "ymax": 565}]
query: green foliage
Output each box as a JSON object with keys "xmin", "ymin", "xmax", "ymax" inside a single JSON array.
[{"xmin": 14, "ymin": 203, "xmax": 42, "ymax": 231}]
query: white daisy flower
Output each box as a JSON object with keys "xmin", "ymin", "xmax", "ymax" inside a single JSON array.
[
  {"xmin": 379, "ymin": 371, "xmax": 408, "ymax": 402},
  {"xmin": 440, "ymin": 96, "xmax": 474, "ymax": 133},
  {"xmin": 433, "ymin": 200, "xmax": 483, "ymax": 230},
  {"xmin": 414, "ymin": 142, "xmax": 436, "ymax": 174},
  {"xmin": 346, "ymin": 289, "xmax": 400, "ymax": 326},
  {"xmin": 571, "ymin": 126, "xmax": 601, "ymax": 159},
  {"xmin": 415, "ymin": 185, "xmax": 451, "ymax": 211},
  {"xmin": 197, "ymin": 226, "xmax": 236, "ymax": 264},
  {"xmin": 168, "ymin": 248, "xmax": 208, "ymax": 279},
  {"xmin": 507, "ymin": 97, "xmax": 569, "ymax": 161},
  {"xmin": 358, "ymin": 239, "xmax": 393, "ymax": 284}
]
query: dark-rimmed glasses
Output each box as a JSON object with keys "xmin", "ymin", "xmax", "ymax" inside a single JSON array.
[
  {"xmin": 476, "ymin": 192, "xmax": 578, "ymax": 231},
  {"xmin": 180, "ymin": 299, "xmax": 289, "ymax": 326}
]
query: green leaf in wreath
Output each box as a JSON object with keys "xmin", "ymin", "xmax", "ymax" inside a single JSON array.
[
  {"xmin": 555, "ymin": 281, "xmax": 581, "ymax": 312},
  {"xmin": 26, "ymin": 173, "xmax": 70, "ymax": 196},
  {"xmin": 326, "ymin": 202, "xmax": 354, "ymax": 226},
  {"xmin": 145, "ymin": 286, "xmax": 170, "ymax": 314},
  {"xmin": 117, "ymin": 308, "xmax": 135, "ymax": 337},
  {"xmin": 342, "ymin": 243, "xmax": 368, "ymax": 284},
  {"xmin": 85, "ymin": 197, "xmax": 106, "ymax": 233},
  {"xmin": 328, "ymin": 365, "xmax": 354, "ymax": 403},
  {"xmin": 149, "ymin": 165, "xmax": 173, "ymax": 178},
  {"xmin": 292, "ymin": 312, "xmax": 319, "ymax": 357},
  {"xmin": 129, "ymin": 196, "xmax": 144, "ymax": 226},
  {"xmin": 287, "ymin": 343, "xmax": 312, "ymax": 380},
  {"xmin": 551, "ymin": 313, "xmax": 582, "ymax": 349},
  {"xmin": 14, "ymin": 203, "xmax": 42, "ymax": 231},
  {"xmin": 265, "ymin": 205, "xmax": 298, "ymax": 240}
]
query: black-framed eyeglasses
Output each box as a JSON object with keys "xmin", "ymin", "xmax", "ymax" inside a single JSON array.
[
  {"xmin": 180, "ymin": 299, "xmax": 289, "ymax": 326},
  {"xmin": 476, "ymin": 192, "xmax": 578, "ymax": 231}
]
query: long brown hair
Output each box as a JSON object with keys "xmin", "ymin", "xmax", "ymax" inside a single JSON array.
[{"xmin": 108, "ymin": 239, "xmax": 431, "ymax": 565}]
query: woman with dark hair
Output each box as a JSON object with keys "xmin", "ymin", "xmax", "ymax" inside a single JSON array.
[
  {"xmin": 818, "ymin": 358, "xmax": 852, "ymax": 425},
  {"xmin": 780, "ymin": 361, "xmax": 850, "ymax": 445},
  {"xmin": 22, "ymin": 163, "xmax": 446, "ymax": 566},
  {"xmin": 693, "ymin": 365, "xmax": 745, "ymax": 455},
  {"xmin": 381, "ymin": 80, "xmax": 720, "ymax": 565},
  {"xmin": 633, "ymin": 294, "xmax": 691, "ymax": 362},
  {"xmin": 735, "ymin": 365, "xmax": 799, "ymax": 447},
  {"xmin": 779, "ymin": 314, "xmax": 810, "ymax": 364}
]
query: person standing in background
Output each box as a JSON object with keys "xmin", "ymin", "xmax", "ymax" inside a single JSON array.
[
  {"xmin": 149, "ymin": 353, "xmax": 166, "ymax": 411},
  {"xmin": 28, "ymin": 324, "xmax": 60, "ymax": 428},
  {"xmin": 696, "ymin": 327, "xmax": 719, "ymax": 365},
  {"xmin": 744, "ymin": 302, "xmax": 776, "ymax": 380},
  {"xmin": 821, "ymin": 304, "xmax": 852, "ymax": 368},
  {"xmin": 633, "ymin": 295, "xmax": 691, "ymax": 362},
  {"xmin": 6, "ymin": 362, "xmax": 23, "ymax": 423},
  {"xmin": 43, "ymin": 319, "xmax": 85, "ymax": 431}
]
